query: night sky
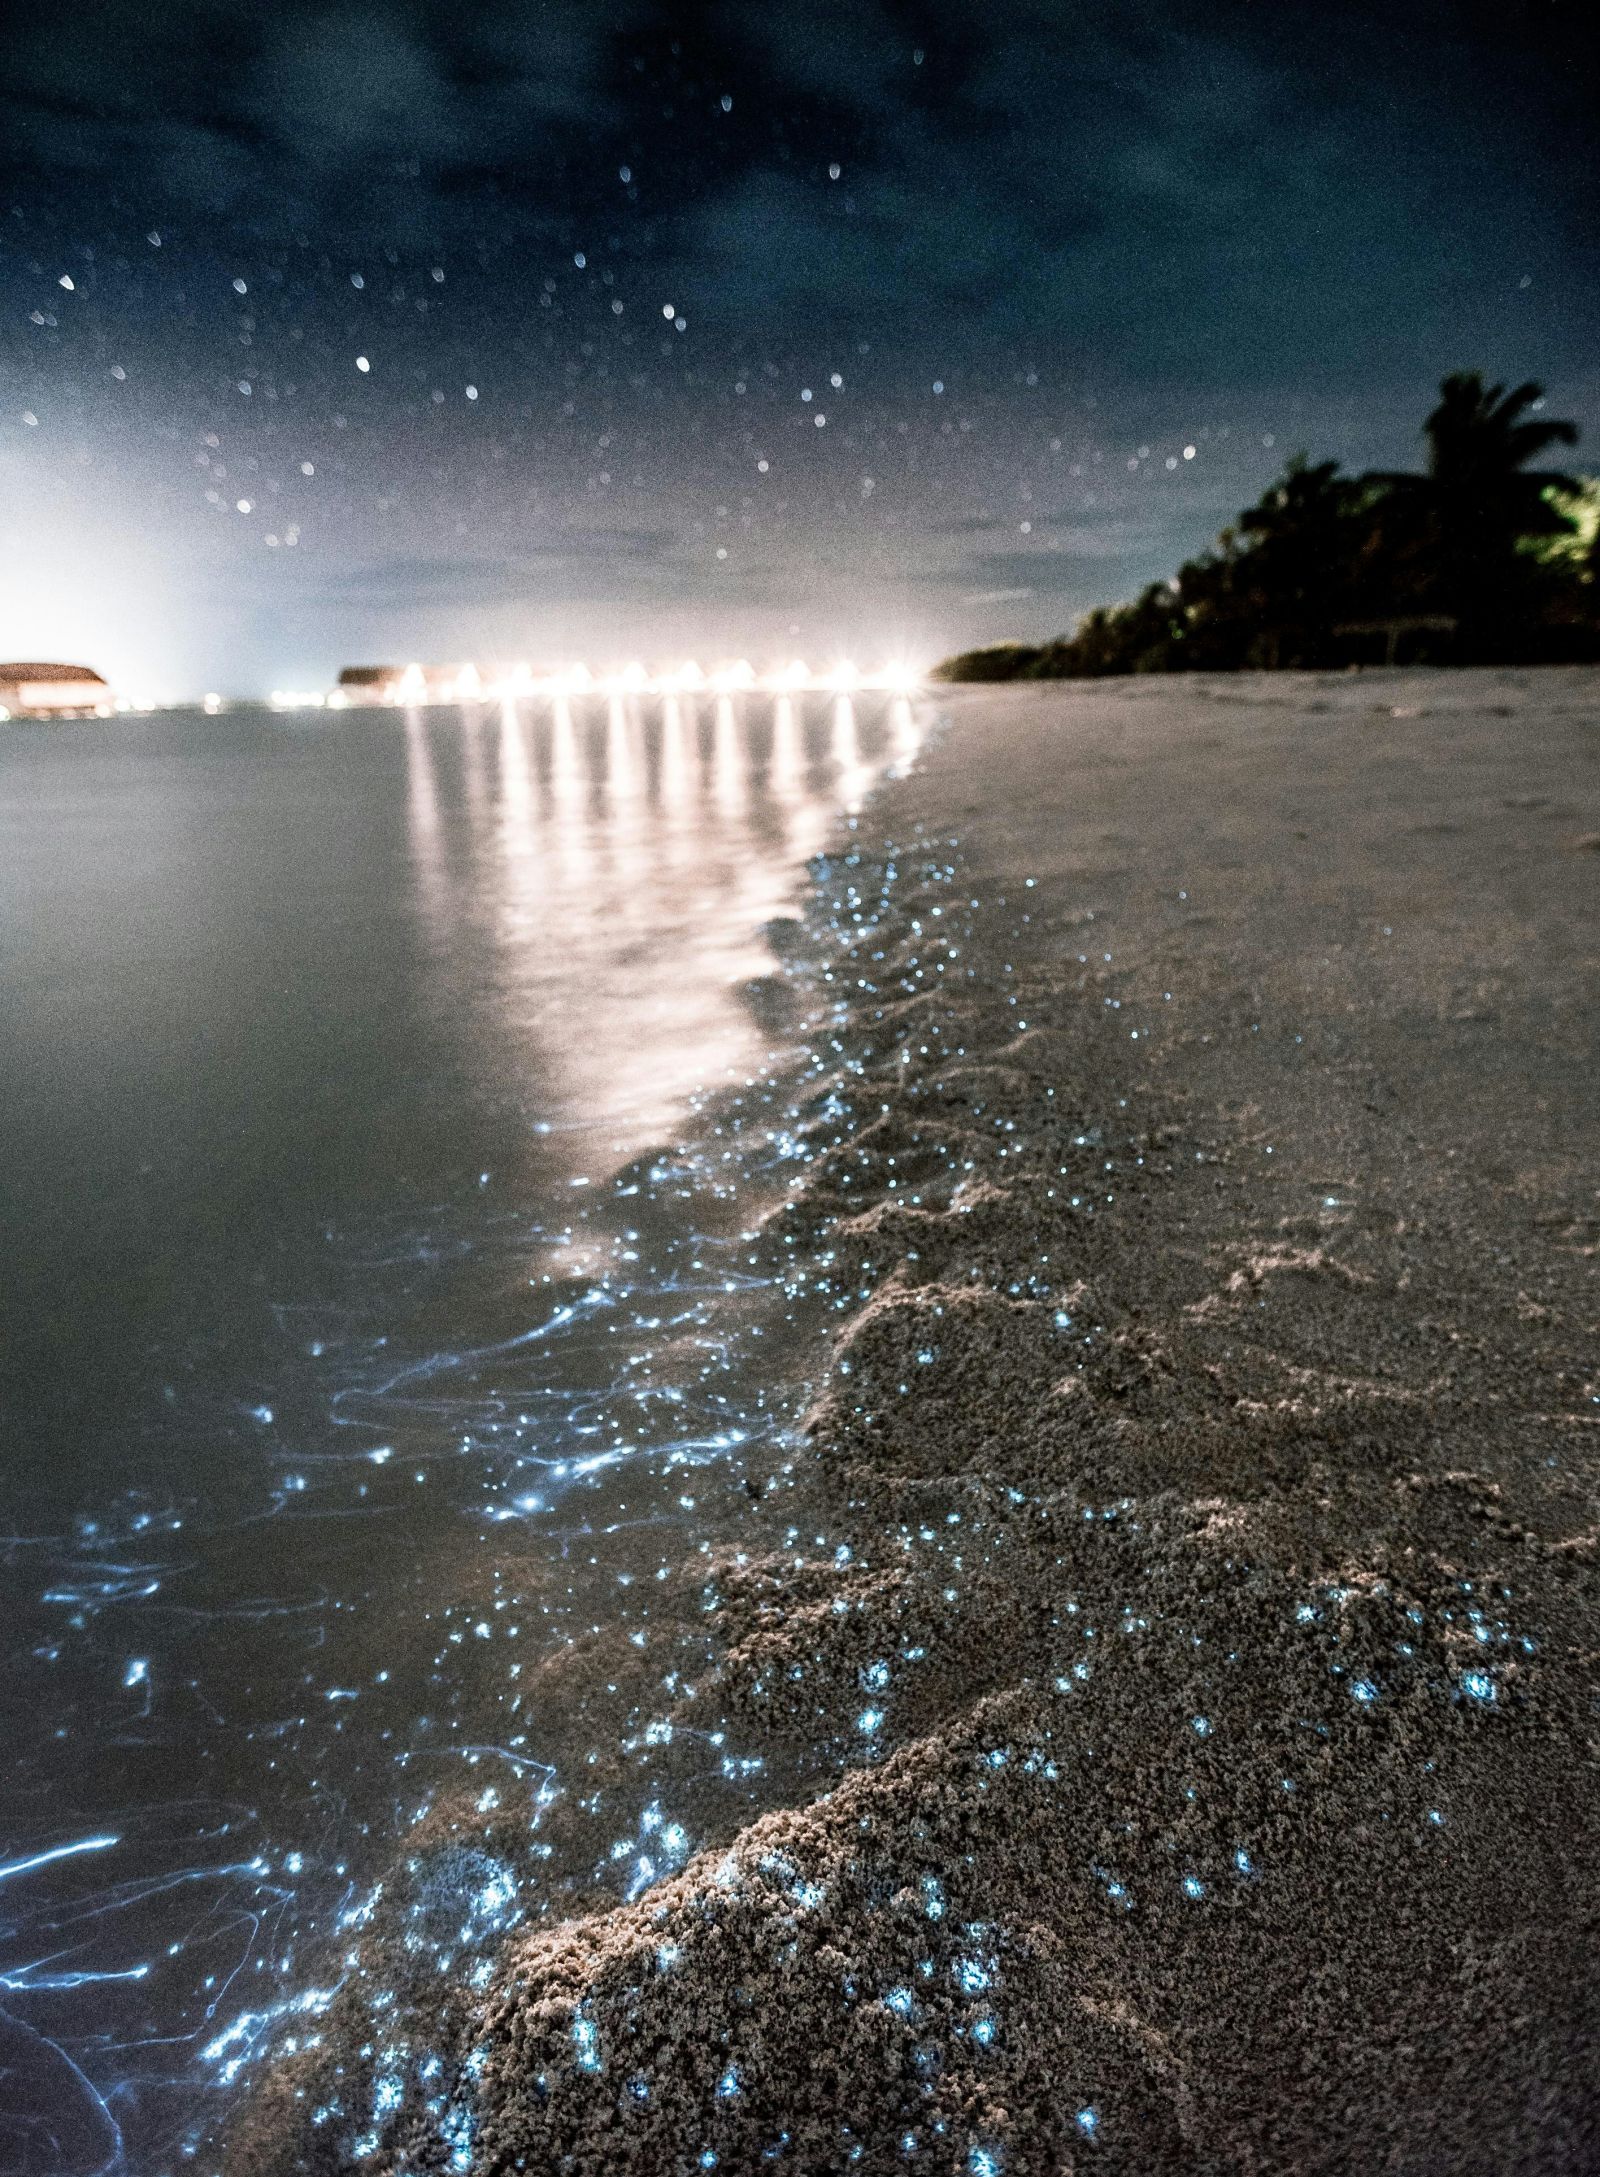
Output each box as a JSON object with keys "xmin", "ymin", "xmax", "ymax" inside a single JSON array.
[{"xmin": 2, "ymin": 1, "xmax": 1596, "ymax": 698}]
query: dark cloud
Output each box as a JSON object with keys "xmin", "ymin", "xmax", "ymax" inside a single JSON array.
[
  {"xmin": 964, "ymin": 544, "xmax": 1141, "ymax": 586},
  {"xmin": 7, "ymin": 1, "xmax": 1597, "ymax": 356},
  {"xmin": 311, "ymin": 527, "xmax": 682, "ymax": 605},
  {"xmin": 908, "ymin": 539, "xmax": 1156, "ymax": 605}
]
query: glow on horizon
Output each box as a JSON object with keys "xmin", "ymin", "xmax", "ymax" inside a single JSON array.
[{"xmin": 300, "ymin": 656, "xmax": 926, "ymax": 712}]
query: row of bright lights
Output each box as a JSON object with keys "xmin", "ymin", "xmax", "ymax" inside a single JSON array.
[{"xmin": 262, "ymin": 659, "xmax": 923, "ymax": 711}]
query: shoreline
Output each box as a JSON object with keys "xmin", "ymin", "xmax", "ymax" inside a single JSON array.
[{"xmin": 230, "ymin": 666, "xmax": 1599, "ymax": 2174}]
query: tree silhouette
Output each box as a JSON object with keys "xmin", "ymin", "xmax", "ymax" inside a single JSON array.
[
  {"xmin": 1229, "ymin": 457, "xmax": 1385, "ymax": 666},
  {"xmin": 933, "ymin": 371, "xmax": 1595, "ymax": 682},
  {"xmin": 1392, "ymin": 373, "xmax": 1581, "ymax": 647}
]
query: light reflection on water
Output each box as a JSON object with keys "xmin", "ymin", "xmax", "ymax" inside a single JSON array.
[
  {"xmin": 0, "ymin": 691, "xmax": 927, "ymax": 2171},
  {"xmin": 398, "ymin": 692, "xmax": 917, "ymax": 1159}
]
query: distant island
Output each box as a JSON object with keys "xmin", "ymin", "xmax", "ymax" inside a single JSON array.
[{"xmin": 933, "ymin": 372, "xmax": 1600, "ymax": 682}]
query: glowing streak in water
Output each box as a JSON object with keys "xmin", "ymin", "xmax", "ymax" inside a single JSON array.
[
  {"xmin": 329, "ymin": 1293, "xmax": 609, "ymax": 1416},
  {"xmin": 1, "ymin": 1960, "xmax": 152, "ymax": 1990},
  {"xmin": 0, "ymin": 1834, "xmax": 120, "ymax": 1884}
]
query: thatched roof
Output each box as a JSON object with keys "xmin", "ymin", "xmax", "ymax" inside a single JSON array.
[{"xmin": 0, "ymin": 661, "xmax": 107, "ymax": 685}]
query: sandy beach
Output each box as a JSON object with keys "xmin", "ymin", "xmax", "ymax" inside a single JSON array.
[{"xmin": 230, "ymin": 667, "xmax": 1599, "ymax": 2176}]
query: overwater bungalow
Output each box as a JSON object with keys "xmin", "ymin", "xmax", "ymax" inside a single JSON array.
[
  {"xmin": 332, "ymin": 662, "xmax": 485, "ymax": 706},
  {"xmin": 0, "ymin": 662, "xmax": 114, "ymax": 717},
  {"xmin": 334, "ymin": 664, "xmax": 407, "ymax": 705}
]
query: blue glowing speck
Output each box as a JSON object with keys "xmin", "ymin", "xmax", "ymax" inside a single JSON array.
[
  {"xmin": 885, "ymin": 1986, "xmax": 914, "ymax": 2017},
  {"xmin": 1350, "ymin": 1680, "xmax": 1378, "ymax": 1705},
  {"xmin": 1076, "ymin": 2106, "xmax": 1099, "ymax": 2137},
  {"xmin": 1191, "ymin": 1716, "xmax": 1211, "ymax": 1737},
  {"xmin": 572, "ymin": 2014, "xmax": 602, "ymax": 2074},
  {"xmin": 969, "ymin": 2148, "xmax": 1002, "ymax": 2176},
  {"xmin": 1461, "ymin": 1671, "xmax": 1496, "ymax": 1703},
  {"xmin": 1182, "ymin": 1875, "xmax": 1206, "ymax": 1900},
  {"xmin": 439, "ymin": 2106, "xmax": 475, "ymax": 2174},
  {"xmin": 856, "ymin": 1708, "xmax": 884, "ymax": 1735}
]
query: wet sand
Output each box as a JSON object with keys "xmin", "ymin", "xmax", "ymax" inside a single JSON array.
[{"xmin": 230, "ymin": 667, "xmax": 1599, "ymax": 2175}]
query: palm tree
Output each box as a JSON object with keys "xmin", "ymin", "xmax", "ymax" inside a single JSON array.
[
  {"xmin": 1231, "ymin": 455, "xmax": 1370, "ymax": 664},
  {"xmin": 1424, "ymin": 371, "xmax": 1578, "ymax": 514},
  {"xmin": 1400, "ymin": 373, "xmax": 1581, "ymax": 647}
]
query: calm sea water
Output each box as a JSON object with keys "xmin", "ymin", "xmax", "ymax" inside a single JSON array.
[{"xmin": 0, "ymin": 692, "xmax": 925, "ymax": 2171}]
